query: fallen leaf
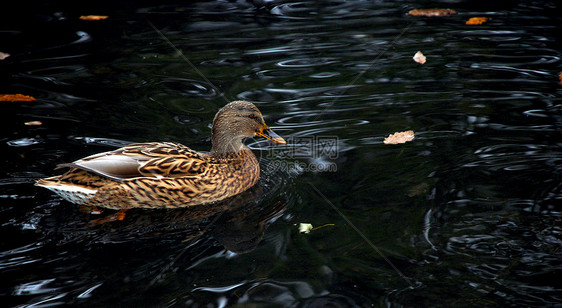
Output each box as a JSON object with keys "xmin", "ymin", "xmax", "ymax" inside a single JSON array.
[
  {"xmin": 384, "ymin": 130, "xmax": 415, "ymax": 145},
  {"xmin": 79, "ymin": 15, "xmax": 109, "ymax": 21},
  {"xmin": 0, "ymin": 52, "xmax": 10, "ymax": 60},
  {"xmin": 558, "ymin": 73, "xmax": 562, "ymax": 85},
  {"xmin": 413, "ymin": 51, "xmax": 426, "ymax": 64},
  {"xmin": 24, "ymin": 121, "xmax": 43, "ymax": 126},
  {"xmin": 408, "ymin": 8, "xmax": 457, "ymax": 17},
  {"xmin": 466, "ymin": 17, "xmax": 489, "ymax": 25},
  {"xmin": 0, "ymin": 94, "xmax": 36, "ymax": 102},
  {"xmin": 298, "ymin": 223, "xmax": 313, "ymax": 234}
]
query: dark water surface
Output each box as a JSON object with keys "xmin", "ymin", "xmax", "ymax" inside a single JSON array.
[{"xmin": 1, "ymin": 1, "xmax": 561, "ymax": 307}]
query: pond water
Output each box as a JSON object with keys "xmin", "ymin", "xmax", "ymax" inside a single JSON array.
[{"xmin": 1, "ymin": 1, "xmax": 561, "ymax": 307}]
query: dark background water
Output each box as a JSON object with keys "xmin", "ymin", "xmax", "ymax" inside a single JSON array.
[{"xmin": 1, "ymin": 0, "xmax": 561, "ymax": 307}]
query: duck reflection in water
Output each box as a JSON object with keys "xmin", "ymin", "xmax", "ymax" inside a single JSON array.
[{"xmin": 53, "ymin": 181, "xmax": 289, "ymax": 254}]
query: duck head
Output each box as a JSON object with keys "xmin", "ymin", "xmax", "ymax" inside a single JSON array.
[{"xmin": 211, "ymin": 101, "xmax": 286, "ymax": 154}]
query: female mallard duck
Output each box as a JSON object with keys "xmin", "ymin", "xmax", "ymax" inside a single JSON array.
[{"xmin": 36, "ymin": 101, "xmax": 286, "ymax": 209}]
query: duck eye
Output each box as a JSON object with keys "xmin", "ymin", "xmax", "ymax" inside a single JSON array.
[{"xmin": 249, "ymin": 114, "xmax": 256, "ymax": 119}]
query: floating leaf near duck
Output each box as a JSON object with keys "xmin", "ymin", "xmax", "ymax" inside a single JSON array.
[
  {"xmin": 36, "ymin": 101, "xmax": 286, "ymax": 209},
  {"xmin": 383, "ymin": 130, "xmax": 415, "ymax": 144}
]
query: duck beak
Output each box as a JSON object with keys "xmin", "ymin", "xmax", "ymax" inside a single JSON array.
[{"xmin": 256, "ymin": 125, "xmax": 286, "ymax": 144}]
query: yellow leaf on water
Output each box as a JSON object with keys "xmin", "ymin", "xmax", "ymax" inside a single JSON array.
[
  {"xmin": 408, "ymin": 8, "xmax": 457, "ymax": 17},
  {"xmin": 384, "ymin": 130, "xmax": 415, "ymax": 145},
  {"xmin": 24, "ymin": 121, "xmax": 43, "ymax": 126},
  {"xmin": 298, "ymin": 223, "xmax": 313, "ymax": 234},
  {"xmin": 0, "ymin": 52, "xmax": 10, "ymax": 60},
  {"xmin": 466, "ymin": 17, "xmax": 489, "ymax": 25},
  {"xmin": 413, "ymin": 51, "xmax": 426, "ymax": 64},
  {"xmin": 80, "ymin": 15, "xmax": 109, "ymax": 21},
  {"xmin": 0, "ymin": 94, "xmax": 36, "ymax": 102}
]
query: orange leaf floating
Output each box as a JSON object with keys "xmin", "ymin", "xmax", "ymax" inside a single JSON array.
[
  {"xmin": 384, "ymin": 130, "xmax": 415, "ymax": 145},
  {"xmin": 0, "ymin": 52, "xmax": 10, "ymax": 60},
  {"xmin": 24, "ymin": 121, "xmax": 43, "ymax": 126},
  {"xmin": 0, "ymin": 94, "xmax": 36, "ymax": 102},
  {"xmin": 413, "ymin": 51, "xmax": 426, "ymax": 64},
  {"xmin": 408, "ymin": 8, "xmax": 457, "ymax": 17},
  {"xmin": 558, "ymin": 73, "xmax": 562, "ymax": 85},
  {"xmin": 79, "ymin": 15, "xmax": 109, "ymax": 21},
  {"xmin": 466, "ymin": 17, "xmax": 488, "ymax": 25}
]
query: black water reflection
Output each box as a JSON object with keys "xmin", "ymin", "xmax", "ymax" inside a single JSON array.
[
  {"xmin": 3, "ymin": 166, "xmax": 293, "ymax": 307},
  {"xmin": 1, "ymin": 0, "xmax": 561, "ymax": 307}
]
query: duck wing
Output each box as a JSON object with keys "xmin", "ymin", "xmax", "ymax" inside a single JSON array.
[{"xmin": 58, "ymin": 142, "xmax": 210, "ymax": 181}]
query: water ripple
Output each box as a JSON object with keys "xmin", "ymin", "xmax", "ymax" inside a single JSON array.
[
  {"xmin": 2, "ymin": 1, "xmax": 561, "ymax": 307},
  {"xmin": 277, "ymin": 57, "xmax": 339, "ymax": 68},
  {"xmin": 7, "ymin": 137, "xmax": 42, "ymax": 147}
]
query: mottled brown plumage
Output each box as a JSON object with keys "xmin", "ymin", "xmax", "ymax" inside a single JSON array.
[{"xmin": 36, "ymin": 101, "xmax": 286, "ymax": 209}]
